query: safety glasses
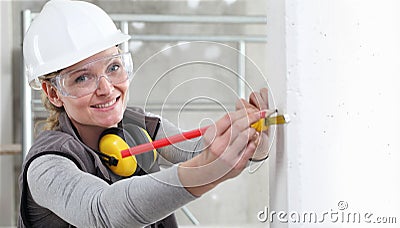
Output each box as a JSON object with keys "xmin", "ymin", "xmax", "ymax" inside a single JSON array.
[{"xmin": 50, "ymin": 52, "xmax": 133, "ymax": 98}]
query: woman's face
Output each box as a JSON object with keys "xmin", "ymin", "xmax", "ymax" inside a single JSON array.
[{"xmin": 53, "ymin": 47, "xmax": 129, "ymax": 131}]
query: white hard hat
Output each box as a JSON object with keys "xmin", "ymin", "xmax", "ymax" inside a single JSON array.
[{"xmin": 23, "ymin": 0, "xmax": 131, "ymax": 89}]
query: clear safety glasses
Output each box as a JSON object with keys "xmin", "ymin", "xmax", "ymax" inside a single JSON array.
[{"xmin": 50, "ymin": 52, "xmax": 133, "ymax": 98}]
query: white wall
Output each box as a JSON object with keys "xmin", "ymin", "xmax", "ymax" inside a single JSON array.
[{"xmin": 275, "ymin": 1, "xmax": 400, "ymax": 228}]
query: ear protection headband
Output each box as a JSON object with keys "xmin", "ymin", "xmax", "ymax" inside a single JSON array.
[{"xmin": 98, "ymin": 125, "xmax": 157, "ymax": 177}]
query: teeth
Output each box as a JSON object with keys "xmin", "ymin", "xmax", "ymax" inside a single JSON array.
[{"xmin": 94, "ymin": 99, "xmax": 116, "ymax": 108}]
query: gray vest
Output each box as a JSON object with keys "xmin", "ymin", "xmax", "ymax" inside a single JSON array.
[{"xmin": 17, "ymin": 107, "xmax": 178, "ymax": 228}]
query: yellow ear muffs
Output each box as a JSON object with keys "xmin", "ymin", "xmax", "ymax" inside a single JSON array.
[
  {"xmin": 98, "ymin": 125, "xmax": 159, "ymax": 177},
  {"xmin": 123, "ymin": 123, "xmax": 158, "ymax": 173},
  {"xmin": 98, "ymin": 128, "xmax": 137, "ymax": 177}
]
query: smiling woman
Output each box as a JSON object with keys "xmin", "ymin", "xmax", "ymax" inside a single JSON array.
[
  {"xmin": 18, "ymin": 0, "xmax": 270, "ymax": 227},
  {"xmin": 40, "ymin": 48, "xmax": 131, "ymax": 149}
]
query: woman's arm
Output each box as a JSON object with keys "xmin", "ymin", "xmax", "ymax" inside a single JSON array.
[{"xmin": 27, "ymin": 154, "xmax": 196, "ymax": 227}]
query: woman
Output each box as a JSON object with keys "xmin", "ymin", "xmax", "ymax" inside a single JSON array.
[{"xmin": 18, "ymin": 0, "xmax": 270, "ymax": 227}]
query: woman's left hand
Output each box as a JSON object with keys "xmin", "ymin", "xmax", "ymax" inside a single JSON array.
[{"xmin": 236, "ymin": 87, "xmax": 270, "ymax": 161}]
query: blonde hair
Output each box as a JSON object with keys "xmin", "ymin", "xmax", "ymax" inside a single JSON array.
[{"xmin": 38, "ymin": 72, "xmax": 65, "ymax": 131}]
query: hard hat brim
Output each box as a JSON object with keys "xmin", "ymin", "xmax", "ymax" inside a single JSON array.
[{"xmin": 27, "ymin": 31, "xmax": 131, "ymax": 90}]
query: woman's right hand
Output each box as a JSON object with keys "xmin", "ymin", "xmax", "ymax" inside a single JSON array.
[{"xmin": 178, "ymin": 108, "xmax": 265, "ymax": 196}]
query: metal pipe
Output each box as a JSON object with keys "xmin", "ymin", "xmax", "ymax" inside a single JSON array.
[
  {"xmin": 110, "ymin": 14, "xmax": 267, "ymax": 24},
  {"xmin": 32, "ymin": 102, "xmax": 236, "ymax": 113},
  {"xmin": 21, "ymin": 9, "xmax": 33, "ymax": 158},
  {"xmin": 31, "ymin": 13, "xmax": 267, "ymax": 24},
  {"xmin": 119, "ymin": 21, "xmax": 129, "ymax": 52},
  {"xmin": 130, "ymin": 34, "xmax": 267, "ymax": 43},
  {"xmin": 237, "ymin": 41, "xmax": 246, "ymax": 99},
  {"xmin": 181, "ymin": 206, "xmax": 200, "ymax": 225}
]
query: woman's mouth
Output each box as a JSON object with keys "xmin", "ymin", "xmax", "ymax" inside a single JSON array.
[{"xmin": 91, "ymin": 96, "xmax": 120, "ymax": 109}]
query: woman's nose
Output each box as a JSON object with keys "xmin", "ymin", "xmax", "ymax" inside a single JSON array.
[{"xmin": 95, "ymin": 76, "xmax": 114, "ymax": 96}]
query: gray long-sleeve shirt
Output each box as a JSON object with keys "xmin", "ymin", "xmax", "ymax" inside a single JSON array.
[{"xmin": 25, "ymin": 111, "xmax": 203, "ymax": 227}]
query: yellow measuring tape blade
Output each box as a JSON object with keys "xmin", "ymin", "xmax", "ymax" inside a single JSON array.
[{"xmin": 251, "ymin": 114, "xmax": 290, "ymax": 132}]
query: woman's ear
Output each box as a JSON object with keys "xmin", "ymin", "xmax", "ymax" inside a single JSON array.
[{"xmin": 42, "ymin": 81, "xmax": 63, "ymax": 107}]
